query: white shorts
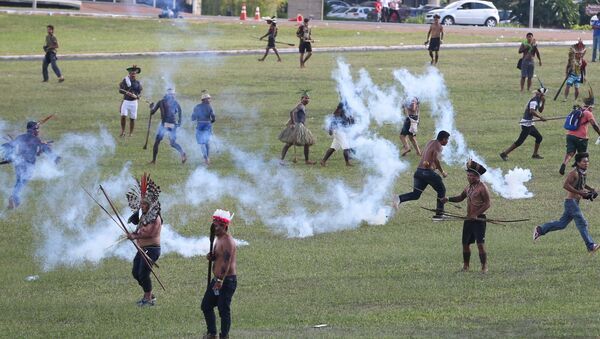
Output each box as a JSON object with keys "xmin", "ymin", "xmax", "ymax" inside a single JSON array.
[
  {"xmin": 120, "ymin": 100, "xmax": 138, "ymax": 119},
  {"xmin": 330, "ymin": 130, "xmax": 350, "ymax": 151}
]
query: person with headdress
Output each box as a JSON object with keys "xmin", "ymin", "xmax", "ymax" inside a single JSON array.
[
  {"xmin": 42, "ymin": 25, "xmax": 64, "ymax": 83},
  {"xmin": 399, "ymin": 97, "xmax": 421, "ymax": 157},
  {"xmin": 563, "ymin": 41, "xmax": 587, "ymax": 102},
  {"xmin": 126, "ymin": 174, "xmax": 162, "ymax": 306},
  {"xmin": 533, "ymin": 152, "xmax": 600, "ymax": 253},
  {"xmin": 148, "ymin": 88, "xmax": 186, "ymax": 165},
  {"xmin": 518, "ymin": 32, "xmax": 541, "ymax": 93},
  {"xmin": 2, "ymin": 120, "xmax": 59, "ymax": 209},
  {"xmin": 296, "ymin": 17, "xmax": 313, "ymax": 68},
  {"xmin": 559, "ymin": 89, "xmax": 600, "ymax": 175},
  {"xmin": 393, "ymin": 130, "xmax": 450, "ymax": 221},
  {"xmin": 320, "ymin": 101, "xmax": 355, "ymax": 167},
  {"xmin": 192, "ymin": 90, "xmax": 216, "ymax": 165},
  {"xmin": 258, "ymin": 16, "xmax": 282, "ymax": 62},
  {"xmin": 119, "ymin": 65, "xmax": 143, "ymax": 137},
  {"xmin": 201, "ymin": 209, "xmax": 237, "ymax": 339},
  {"xmin": 499, "ymin": 87, "xmax": 547, "ymax": 161},
  {"xmin": 278, "ymin": 91, "xmax": 317, "ymax": 165},
  {"xmin": 441, "ymin": 160, "xmax": 491, "ymax": 273}
]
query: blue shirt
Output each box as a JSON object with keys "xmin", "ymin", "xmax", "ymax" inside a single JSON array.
[
  {"xmin": 593, "ymin": 19, "xmax": 600, "ymax": 37},
  {"xmin": 191, "ymin": 103, "xmax": 215, "ymax": 127}
]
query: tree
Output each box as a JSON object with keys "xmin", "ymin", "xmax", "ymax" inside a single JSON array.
[{"xmin": 512, "ymin": 0, "xmax": 578, "ymax": 28}]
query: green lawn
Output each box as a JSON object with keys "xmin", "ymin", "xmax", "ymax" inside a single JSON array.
[
  {"xmin": 2, "ymin": 14, "xmax": 600, "ymax": 337},
  {"xmin": 2, "ymin": 13, "xmax": 516, "ymax": 55}
]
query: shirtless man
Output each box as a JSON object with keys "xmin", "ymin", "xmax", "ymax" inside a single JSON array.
[
  {"xmin": 533, "ymin": 152, "xmax": 600, "ymax": 253},
  {"xmin": 399, "ymin": 97, "xmax": 421, "ymax": 157},
  {"xmin": 201, "ymin": 210, "xmax": 238, "ymax": 339},
  {"xmin": 394, "ymin": 130, "xmax": 450, "ymax": 221},
  {"xmin": 426, "ymin": 14, "xmax": 444, "ymax": 65},
  {"xmin": 442, "ymin": 160, "xmax": 491, "ymax": 273},
  {"xmin": 519, "ymin": 33, "xmax": 542, "ymax": 93},
  {"xmin": 127, "ymin": 199, "xmax": 162, "ymax": 307}
]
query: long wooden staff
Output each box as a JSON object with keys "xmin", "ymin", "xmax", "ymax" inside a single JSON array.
[
  {"xmin": 207, "ymin": 223, "xmax": 215, "ymax": 289},
  {"xmin": 143, "ymin": 110, "xmax": 153, "ymax": 150},
  {"xmin": 554, "ymin": 76, "xmax": 568, "ymax": 101},
  {"xmin": 38, "ymin": 114, "xmax": 55, "ymax": 126},
  {"xmin": 98, "ymin": 185, "xmax": 166, "ymax": 291},
  {"xmin": 530, "ymin": 116, "xmax": 566, "ymax": 122},
  {"xmin": 119, "ymin": 89, "xmax": 152, "ymax": 104}
]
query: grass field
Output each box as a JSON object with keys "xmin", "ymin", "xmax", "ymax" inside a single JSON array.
[
  {"xmin": 2, "ymin": 13, "xmax": 600, "ymax": 338},
  {"xmin": 0, "ymin": 13, "xmax": 521, "ymax": 55}
]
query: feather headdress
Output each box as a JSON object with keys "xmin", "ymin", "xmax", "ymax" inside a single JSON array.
[
  {"xmin": 126, "ymin": 173, "xmax": 161, "ymax": 225},
  {"xmin": 297, "ymin": 89, "xmax": 311, "ymax": 98},
  {"xmin": 212, "ymin": 209, "xmax": 234, "ymax": 228}
]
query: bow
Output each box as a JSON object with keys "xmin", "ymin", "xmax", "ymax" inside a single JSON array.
[
  {"xmin": 420, "ymin": 207, "xmax": 529, "ymax": 226},
  {"xmin": 83, "ymin": 185, "xmax": 166, "ymax": 291}
]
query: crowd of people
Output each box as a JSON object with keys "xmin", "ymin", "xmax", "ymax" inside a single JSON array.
[{"xmin": 4, "ymin": 16, "xmax": 600, "ymax": 338}]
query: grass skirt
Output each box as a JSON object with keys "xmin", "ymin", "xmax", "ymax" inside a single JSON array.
[{"xmin": 278, "ymin": 123, "xmax": 315, "ymax": 146}]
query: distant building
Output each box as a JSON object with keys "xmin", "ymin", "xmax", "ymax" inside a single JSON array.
[{"xmin": 288, "ymin": 0, "xmax": 324, "ymax": 20}]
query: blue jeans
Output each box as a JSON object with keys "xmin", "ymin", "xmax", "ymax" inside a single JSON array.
[
  {"xmin": 201, "ymin": 276, "xmax": 237, "ymax": 338},
  {"xmin": 540, "ymin": 199, "xmax": 595, "ymax": 250},
  {"xmin": 10, "ymin": 162, "xmax": 34, "ymax": 206},
  {"xmin": 593, "ymin": 35, "xmax": 600, "ymax": 62},
  {"xmin": 398, "ymin": 168, "xmax": 446, "ymax": 214},
  {"xmin": 42, "ymin": 52, "xmax": 62, "ymax": 81}
]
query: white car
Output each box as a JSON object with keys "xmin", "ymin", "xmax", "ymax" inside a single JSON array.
[
  {"xmin": 342, "ymin": 6, "xmax": 373, "ymax": 20},
  {"xmin": 327, "ymin": 7, "xmax": 351, "ymax": 18},
  {"xmin": 425, "ymin": 0, "xmax": 499, "ymax": 27}
]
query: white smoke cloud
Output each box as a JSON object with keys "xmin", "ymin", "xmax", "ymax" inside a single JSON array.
[{"xmin": 332, "ymin": 59, "xmax": 533, "ymax": 199}]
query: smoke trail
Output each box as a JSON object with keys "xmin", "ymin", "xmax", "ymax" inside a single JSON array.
[
  {"xmin": 391, "ymin": 66, "xmax": 533, "ymax": 199},
  {"xmin": 0, "ymin": 127, "xmax": 248, "ymax": 271},
  {"xmin": 331, "ymin": 59, "xmax": 532, "ymax": 199}
]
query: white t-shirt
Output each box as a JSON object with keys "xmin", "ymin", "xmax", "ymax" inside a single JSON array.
[{"xmin": 381, "ymin": 0, "xmax": 389, "ymax": 8}]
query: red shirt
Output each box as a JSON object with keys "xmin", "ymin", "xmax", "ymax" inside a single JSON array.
[
  {"xmin": 567, "ymin": 108, "xmax": 595, "ymax": 139},
  {"xmin": 375, "ymin": 2, "xmax": 382, "ymax": 13}
]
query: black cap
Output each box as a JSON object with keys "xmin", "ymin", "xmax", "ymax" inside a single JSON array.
[{"xmin": 26, "ymin": 121, "xmax": 38, "ymax": 130}]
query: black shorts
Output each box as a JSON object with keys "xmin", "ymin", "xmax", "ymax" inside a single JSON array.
[
  {"xmin": 462, "ymin": 216, "xmax": 486, "ymax": 245},
  {"xmin": 428, "ymin": 37, "xmax": 440, "ymax": 52},
  {"xmin": 299, "ymin": 41, "xmax": 312, "ymax": 53},
  {"xmin": 267, "ymin": 37, "xmax": 275, "ymax": 48},
  {"xmin": 566, "ymin": 134, "xmax": 588, "ymax": 154},
  {"xmin": 400, "ymin": 117, "xmax": 413, "ymax": 136},
  {"xmin": 514, "ymin": 125, "xmax": 542, "ymax": 146}
]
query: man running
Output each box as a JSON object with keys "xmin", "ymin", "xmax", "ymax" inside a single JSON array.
[
  {"xmin": 500, "ymin": 87, "xmax": 547, "ymax": 161},
  {"xmin": 533, "ymin": 152, "xmax": 600, "ymax": 253},
  {"xmin": 192, "ymin": 90, "xmax": 216, "ymax": 165},
  {"xmin": 394, "ymin": 130, "xmax": 450, "ymax": 221},
  {"xmin": 148, "ymin": 88, "xmax": 186, "ymax": 165},
  {"xmin": 320, "ymin": 102, "xmax": 355, "ymax": 167},
  {"xmin": 399, "ymin": 97, "xmax": 421, "ymax": 157}
]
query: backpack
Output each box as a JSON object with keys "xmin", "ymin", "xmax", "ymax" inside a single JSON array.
[{"xmin": 564, "ymin": 107, "xmax": 583, "ymax": 131}]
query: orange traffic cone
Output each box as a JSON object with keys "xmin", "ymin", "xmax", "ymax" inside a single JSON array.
[
  {"xmin": 240, "ymin": 3, "xmax": 247, "ymax": 20},
  {"xmin": 254, "ymin": 7, "xmax": 260, "ymax": 20},
  {"xmin": 288, "ymin": 13, "xmax": 303, "ymax": 22}
]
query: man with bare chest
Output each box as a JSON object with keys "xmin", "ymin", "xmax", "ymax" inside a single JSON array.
[
  {"xmin": 442, "ymin": 160, "xmax": 491, "ymax": 272},
  {"xmin": 394, "ymin": 130, "xmax": 450, "ymax": 221},
  {"xmin": 426, "ymin": 15, "xmax": 444, "ymax": 65},
  {"xmin": 202, "ymin": 210, "xmax": 237, "ymax": 339}
]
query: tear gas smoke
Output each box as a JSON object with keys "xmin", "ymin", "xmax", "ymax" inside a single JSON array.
[{"xmin": 332, "ymin": 59, "xmax": 532, "ymax": 199}]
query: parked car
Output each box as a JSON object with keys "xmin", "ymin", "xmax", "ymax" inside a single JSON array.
[
  {"xmin": 327, "ymin": 0, "xmax": 350, "ymax": 10},
  {"xmin": 410, "ymin": 4, "xmax": 441, "ymax": 17},
  {"xmin": 326, "ymin": 6, "xmax": 351, "ymax": 18},
  {"xmin": 342, "ymin": 6, "xmax": 374, "ymax": 20},
  {"xmin": 498, "ymin": 9, "xmax": 515, "ymax": 24},
  {"xmin": 425, "ymin": 0, "xmax": 499, "ymax": 27}
]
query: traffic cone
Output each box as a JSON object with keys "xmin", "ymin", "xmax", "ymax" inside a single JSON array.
[
  {"xmin": 289, "ymin": 13, "xmax": 303, "ymax": 22},
  {"xmin": 254, "ymin": 7, "xmax": 260, "ymax": 20},
  {"xmin": 240, "ymin": 3, "xmax": 247, "ymax": 20}
]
